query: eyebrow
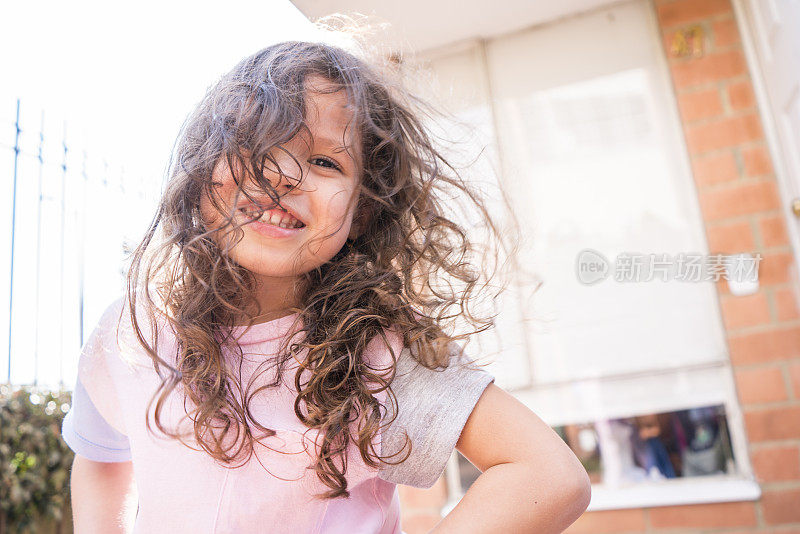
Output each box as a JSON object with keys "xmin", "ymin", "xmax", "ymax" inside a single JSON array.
[
  {"xmin": 314, "ymin": 134, "xmax": 350, "ymax": 151},
  {"xmin": 312, "ymin": 134, "xmax": 359, "ymax": 162}
]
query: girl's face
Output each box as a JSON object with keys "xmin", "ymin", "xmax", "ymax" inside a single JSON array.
[{"xmin": 200, "ymin": 76, "xmax": 362, "ymax": 284}]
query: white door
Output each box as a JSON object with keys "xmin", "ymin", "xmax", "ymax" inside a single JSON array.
[{"xmin": 737, "ymin": 0, "xmax": 800, "ymax": 273}]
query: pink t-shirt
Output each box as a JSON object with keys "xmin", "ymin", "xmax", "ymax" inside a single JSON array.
[{"xmin": 61, "ymin": 295, "xmax": 494, "ymax": 533}]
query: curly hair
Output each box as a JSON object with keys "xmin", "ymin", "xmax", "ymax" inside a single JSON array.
[{"xmin": 124, "ymin": 29, "xmax": 524, "ymax": 500}]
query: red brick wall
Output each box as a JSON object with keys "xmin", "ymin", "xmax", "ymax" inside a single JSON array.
[
  {"xmin": 567, "ymin": 0, "xmax": 800, "ymax": 531},
  {"xmin": 399, "ymin": 0, "xmax": 800, "ymax": 531}
]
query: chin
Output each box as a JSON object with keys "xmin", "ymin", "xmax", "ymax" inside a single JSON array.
[
  {"xmin": 237, "ymin": 257, "xmax": 308, "ymax": 279},
  {"xmin": 231, "ymin": 252, "xmax": 324, "ymax": 280},
  {"xmin": 226, "ymin": 229, "xmax": 351, "ymax": 278}
]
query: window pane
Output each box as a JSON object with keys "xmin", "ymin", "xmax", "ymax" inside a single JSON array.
[
  {"xmin": 485, "ymin": 0, "xmax": 729, "ymax": 387},
  {"xmin": 416, "ymin": 47, "xmax": 533, "ymax": 390},
  {"xmin": 454, "ymin": 403, "xmax": 738, "ymax": 492}
]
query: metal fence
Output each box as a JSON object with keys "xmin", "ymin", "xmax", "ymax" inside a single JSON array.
[{"xmin": 1, "ymin": 98, "xmax": 155, "ymax": 390}]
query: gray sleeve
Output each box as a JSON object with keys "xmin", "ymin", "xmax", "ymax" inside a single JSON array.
[{"xmin": 378, "ymin": 340, "xmax": 495, "ymax": 488}]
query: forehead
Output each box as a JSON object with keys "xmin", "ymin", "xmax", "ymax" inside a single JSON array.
[{"xmin": 302, "ymin": 75, "xmax": 357, "ymax": 147}]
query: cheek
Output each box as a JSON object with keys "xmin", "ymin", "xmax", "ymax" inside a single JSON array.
[
  {"xmin": 199, "ymin": 195, "xmax": 217, "ymax": 227},
  {"xmin": 199, "ymin": 185, "xmax": 235, "ymax": 230},
  {"xmin": 319, "ymin": 183, "xmax": 358, "ymax": 228},
  {"xmin": 303, "ymin": 185, "xmax": 357, "ymax": 257}
]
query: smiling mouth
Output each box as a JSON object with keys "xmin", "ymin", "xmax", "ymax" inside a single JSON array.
[{"xmin": 238, "ymin": 206, "xmax": 306, "ymax": 229}]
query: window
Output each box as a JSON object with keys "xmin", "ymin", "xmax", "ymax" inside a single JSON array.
[
  {"xmin": 414, "ymin": 0, "xmax": 760, "ymax": 511},
  {"xmin": 448, "ymin": 403, "xmax": 758, "ymax": 512}
]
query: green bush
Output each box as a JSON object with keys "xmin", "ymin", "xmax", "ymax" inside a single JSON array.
[{"xmin": 0, "ymin": 384, "xmax": 74, "ymax": 533}]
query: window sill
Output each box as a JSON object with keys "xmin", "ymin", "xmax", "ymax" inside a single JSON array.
[
  {"xmin": 441, "ymin": 475, "xmax": 761, "ymax": 517},
  {"xmin": 586, "ymin": 475, "xmax": 761, "ymax": 511}
]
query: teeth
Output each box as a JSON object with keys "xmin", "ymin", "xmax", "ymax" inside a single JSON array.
[{"xmin": 240, "ymin": 207, "xmax": 303, "ymax": 229}]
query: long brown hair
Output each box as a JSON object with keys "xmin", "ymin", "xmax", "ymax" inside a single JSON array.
[{"xmin": 124, "ymin": 29, "xmax": 524, "ymax": 499}]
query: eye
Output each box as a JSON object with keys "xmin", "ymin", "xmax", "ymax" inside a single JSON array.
[{"xmin": 310, "ymin": 156, "xmax": 342, "ymax": 172}]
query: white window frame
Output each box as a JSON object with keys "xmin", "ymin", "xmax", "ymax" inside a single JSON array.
[
  {"xmin": 417, "ymin": 0, "xmax": 763, "ymax": 514},
  {"xmin": 443, "ymin": 448, "xmax": 761, "ymax": 513}
]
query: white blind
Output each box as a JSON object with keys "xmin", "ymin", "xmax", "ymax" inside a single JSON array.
[
  {"xmin": 485, "ymin": 0, "xmax": 729, "ymax": 387},
  {"xmin": 414, "ymin": 46, "xmax": 533, "ymax": 390},
  {"xmin": 414, "ymin": 0, "xmax": 734, "ymax": 419},
  {"xmin": 515, "ymin": 363, "xmax": 738, "ymax": 427}
]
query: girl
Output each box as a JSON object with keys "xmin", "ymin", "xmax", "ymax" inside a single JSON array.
[{"xmin": 61, "ymin": 34, "xmax": 591, "ymax": 533}]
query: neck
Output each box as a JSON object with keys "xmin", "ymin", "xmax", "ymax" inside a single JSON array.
[{"xmin": 235, "ymin": 275, "xmax": 307, "ymax": 326}]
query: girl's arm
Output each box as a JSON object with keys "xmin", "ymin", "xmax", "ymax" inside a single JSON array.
[
  {"xmin": 431, "ymin": 383, "xmax": 592, "ymax": 533},
  {"xmin": 70, "ymin": 455, "xmax": 138, "ymax": 533}
]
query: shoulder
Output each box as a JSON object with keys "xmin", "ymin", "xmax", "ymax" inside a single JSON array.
[
  {"xmin": 80, "ymin": 294, "xmax": 127, "ymax": 367},
  {"xmin": 73, "ymin": 295, "xmax": 133, "ymax": 438},
  {"xmin": 376, "ymin": 335, "xmax": 495, "ymax": 488},
  {"xmin": 72, "ymin": 292, "xmax": 171, "ymax": 433},
  {"xmin": 81, "ymin": 292, "xmax": 167, "ymax": 375}
]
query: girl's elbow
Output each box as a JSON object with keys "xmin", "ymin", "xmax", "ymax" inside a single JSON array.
[
  {"xmin": 519, "ymin": 465, "xmax": 591, "ymax": 531},
  {"xmin": 536, "ymin": 464, "xmax": 591, "ymax": 525},
  {"xmin": 563, "ymin": 468, "xmax": 592, "ymax": 522},
  {"xmin": 573, "ymin": 473, "xmax": 593, "ymax": 513},
  {"xmin": 560, "ymin": 446, "xmax": 592, "ymax": 515}
]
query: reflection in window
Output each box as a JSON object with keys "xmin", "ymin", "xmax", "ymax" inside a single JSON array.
[{"xmin": 453, "ymin": 404, "xmax": 735, "ymax": 492}]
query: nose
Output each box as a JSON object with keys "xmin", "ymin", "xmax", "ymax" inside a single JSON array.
[{"xmin": 263, "ymin": 147, "xmax": 304, "ymax": 194}]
